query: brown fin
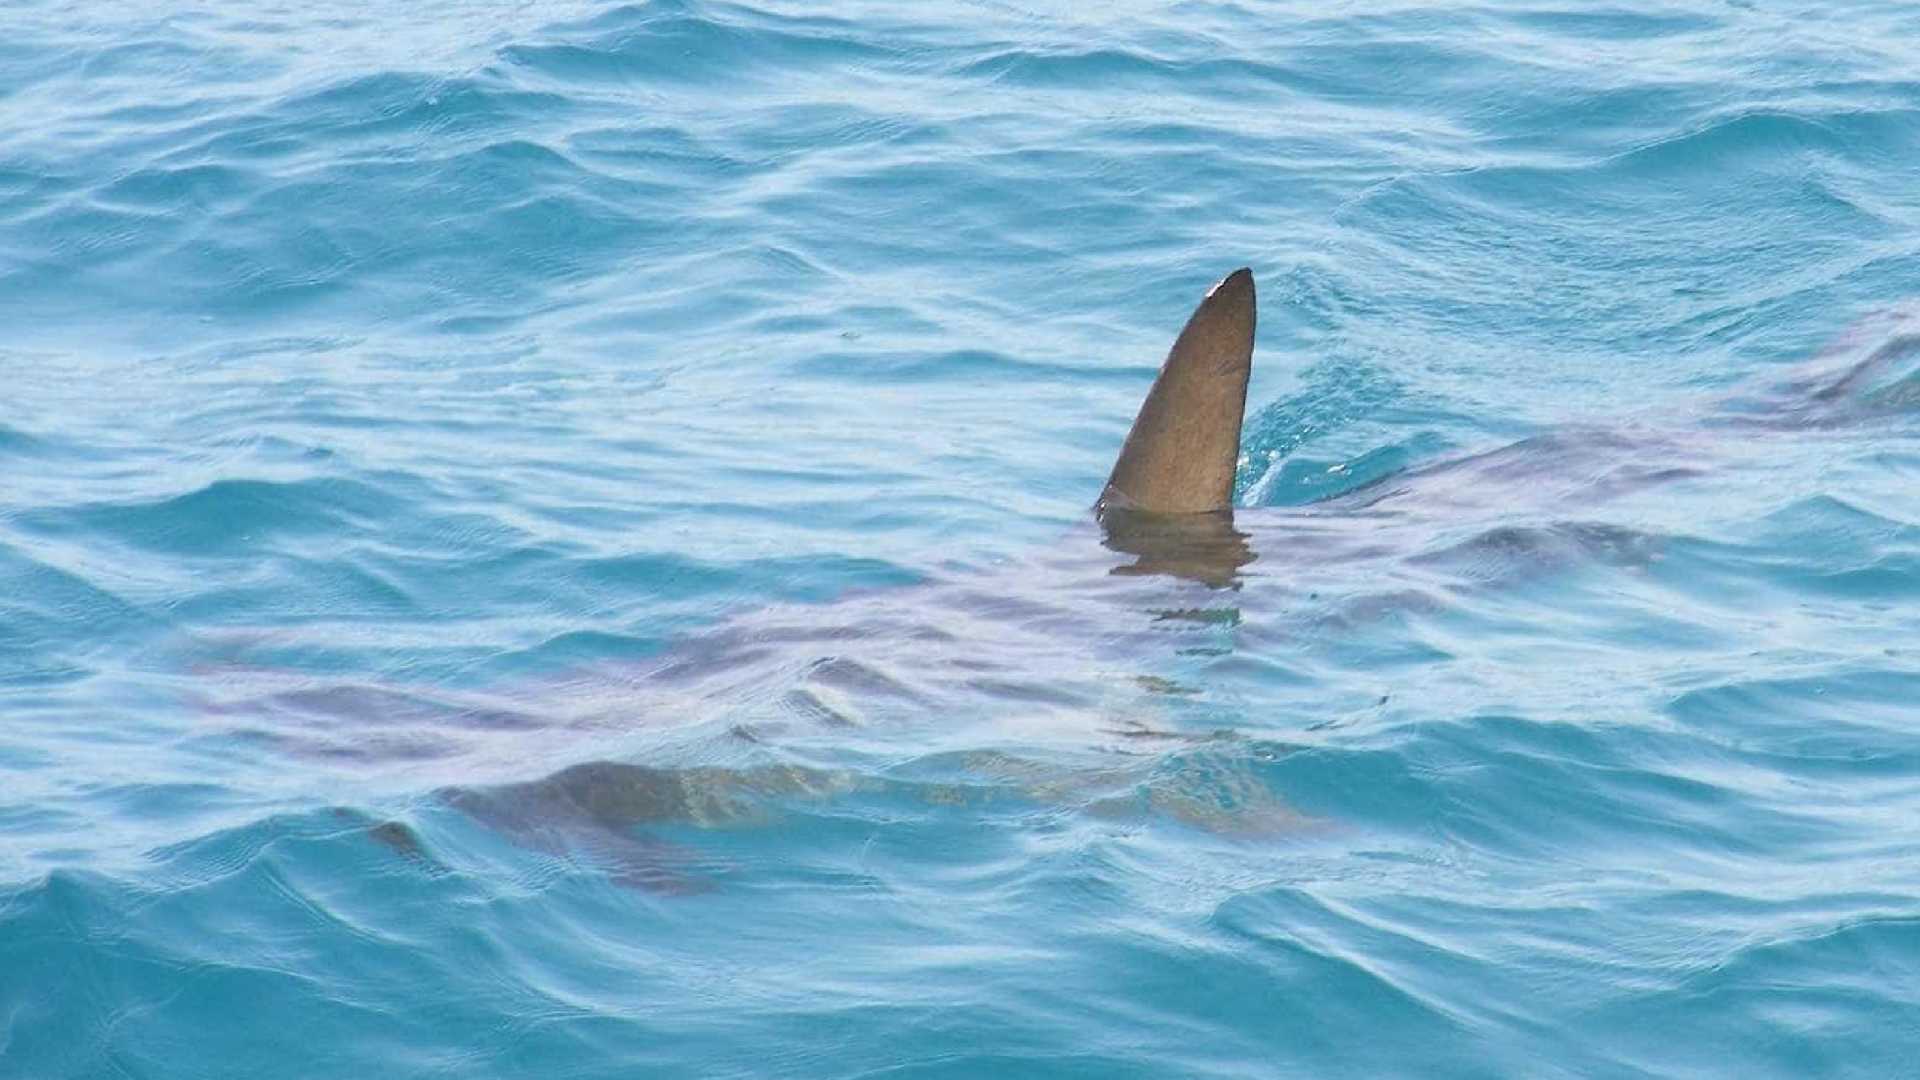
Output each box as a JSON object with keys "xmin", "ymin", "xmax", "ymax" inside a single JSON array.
[{"xmin": 1098, "ymin": 268, "xmax": 1255, "ymax": 514}]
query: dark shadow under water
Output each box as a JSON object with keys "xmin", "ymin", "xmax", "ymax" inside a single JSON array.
[{"xmin": 225, "ymin": 309, "xmax": 1920, "ymax": 891}]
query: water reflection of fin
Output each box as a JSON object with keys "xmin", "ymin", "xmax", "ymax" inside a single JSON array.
[
  {"xmin": 1099, "ymin": 268, "xmax": 1255, "ymax": 515},
  {"xmin": 1098, "ymin": 506, "xmax": 1254, "ymax": 589}
]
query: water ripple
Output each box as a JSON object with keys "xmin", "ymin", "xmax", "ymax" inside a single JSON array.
[{"xmin": 4, "ymin": 0, "xmax": 1920, "ymax": 1075}]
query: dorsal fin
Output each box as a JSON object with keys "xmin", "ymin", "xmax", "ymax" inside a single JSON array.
[{"xmin": 1097, "ymin": 268, "xmax": 1255, "ymax": 515}]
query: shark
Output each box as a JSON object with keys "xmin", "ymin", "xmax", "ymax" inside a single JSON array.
[{"xmin": 217, "ymin": 269, "xmax": 1918, "ymax": 891}]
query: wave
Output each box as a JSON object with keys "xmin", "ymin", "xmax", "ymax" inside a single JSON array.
[{"xmin": 6, "ymin": 0, "xmax": 1920, "ymax": 1074}]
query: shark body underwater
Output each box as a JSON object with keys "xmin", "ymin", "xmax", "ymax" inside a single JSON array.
[{"xmin": 211, "ymin": 269, "xmax": 1919, "ymax": 892}]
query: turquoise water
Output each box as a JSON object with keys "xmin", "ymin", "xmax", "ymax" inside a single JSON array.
[{"xmin": 5, "ymin": 0, "xmax": 1920, "ymax": 1074}]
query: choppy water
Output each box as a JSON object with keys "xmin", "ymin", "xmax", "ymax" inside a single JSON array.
[{"xmin": 5, "ymin": 0, "xmax": 1920, "ymax": 1075}]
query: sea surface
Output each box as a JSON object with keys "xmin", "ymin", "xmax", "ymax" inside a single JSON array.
[{"xmin": 5, "ymin": 1, "xmax": 1920, "ymax": 1076}]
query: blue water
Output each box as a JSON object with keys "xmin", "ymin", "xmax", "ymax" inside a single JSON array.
[{"xmin": 5, "ymin": 0, "xmax": 1920, "ymax": 1075}]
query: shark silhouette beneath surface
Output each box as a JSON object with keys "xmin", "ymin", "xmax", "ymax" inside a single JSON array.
[{"xmin": 204, "ymin": 272, "xmax": 1920, "ymax": 892}]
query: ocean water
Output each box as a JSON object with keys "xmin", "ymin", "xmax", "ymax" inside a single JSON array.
[{"xmin": 5, "ymin": 0, "xmax": 1920, "ymax": 1074}]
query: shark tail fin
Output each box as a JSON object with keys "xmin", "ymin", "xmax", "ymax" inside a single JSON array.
[{"xmin": 1098, "ymin": 268, "xmax": 1256, "ymax": 515}]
